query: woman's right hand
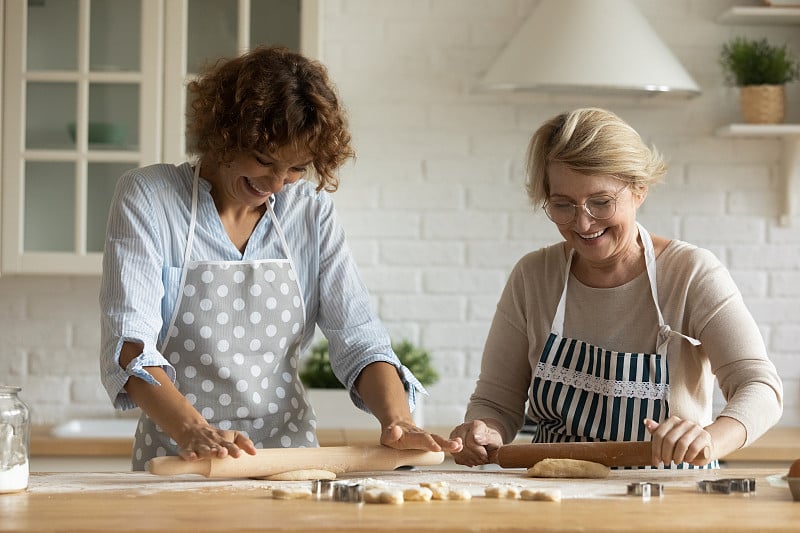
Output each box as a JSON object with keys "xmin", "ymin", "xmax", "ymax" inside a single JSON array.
[
  {"xmin": 176, "ymin": 424, "xmax": 257, "ymax": 461},
  {"xmin": 449, "ymin": 419, "xmax": 505, "ymax": 466}
]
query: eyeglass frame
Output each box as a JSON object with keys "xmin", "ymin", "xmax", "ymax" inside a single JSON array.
[{"xmin": 542, "ymin": 184, "xmax": 630, "ymax": 224}]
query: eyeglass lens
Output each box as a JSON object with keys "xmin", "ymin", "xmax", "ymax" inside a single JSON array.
[{"xmin": 545, "ymin": 196, "xmax": 616, "ymax": 223}]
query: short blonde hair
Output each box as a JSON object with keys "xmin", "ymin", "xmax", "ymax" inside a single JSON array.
[{"xmin": 525, "ymin": 108, "xmax": 667, "ymax": 206}]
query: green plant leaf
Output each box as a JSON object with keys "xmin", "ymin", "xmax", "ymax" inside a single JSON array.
[
  {"xmin": 719, "ymin": 37, "xmax": 800, "ymax": 86},
  {"xmin": 299, "ymin": 339, "xmax": 440, "ymax": 388}
]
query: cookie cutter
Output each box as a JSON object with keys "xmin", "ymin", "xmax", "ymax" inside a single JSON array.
[
  {"xmin": 311, "ymin": 480, "xmax": 364, "ymax": 503},
  {"xmin": 626, "ymin": 482, "xmax": 664, "ymax": 499},
  {"xmin": 696, "ymin": 478, "xmax": 756, "ymax": 495},
  {"xmin": 310, "ymin": 479, "xmax": 336, "ymax": 500}
]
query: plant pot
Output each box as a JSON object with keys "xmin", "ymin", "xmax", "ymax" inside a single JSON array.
[
  {"xmin": 739, "ymin": 85, "xmax": 786, "ymax": 124},
  {"xmin": 305, "ymin": 389, "xmax": 425, "ymax": 430}
]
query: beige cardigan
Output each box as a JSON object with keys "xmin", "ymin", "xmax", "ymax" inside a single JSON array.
[{"xmin": 465, "ymin": 239, "xmax": 783, "ymax": 447}]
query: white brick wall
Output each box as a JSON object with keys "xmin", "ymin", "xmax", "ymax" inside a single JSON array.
[{"xmin": 1, "ymin": 0, "xmax": 797, "ymax": 430}]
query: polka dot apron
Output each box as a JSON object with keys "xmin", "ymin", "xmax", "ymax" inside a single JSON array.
[
  {"xmin": 529, "ymin": 223, "xmax": 717, "ymax": 469},
  {"xmin": 132, "ymin": 165, "xmax": 318, "ymax": 470}
]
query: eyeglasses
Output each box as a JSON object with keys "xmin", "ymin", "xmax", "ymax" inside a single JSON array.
[{"xmin": 543, "ymin": 186, "xmax": 628, "ymax": 225}]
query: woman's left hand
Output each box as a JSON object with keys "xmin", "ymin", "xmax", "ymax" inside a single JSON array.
[
  {"xmin": 380, "ymin": 421, "xmax": 463, "ymax": 454},
  {"xmin": 644, "ymin": 416, "xmax": 712, "ymax": 467}
]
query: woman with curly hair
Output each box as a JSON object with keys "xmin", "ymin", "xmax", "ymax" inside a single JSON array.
[{"xmin": 100, "ymin": 46, "xmax": 461, "ymax": 470}]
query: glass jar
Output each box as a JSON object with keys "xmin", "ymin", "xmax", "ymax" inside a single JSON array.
[{"xmin": 0, "ymin": 385, "xmax": 31, "ymax": 494}]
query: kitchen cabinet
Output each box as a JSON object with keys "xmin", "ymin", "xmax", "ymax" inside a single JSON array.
[
  {"xmin": 1, "ymin": 0, "xmax": 319, "ymax": 275},
  {"xmin": 716, "ymin": 5, "xmax": 800, "ymax": 226}
]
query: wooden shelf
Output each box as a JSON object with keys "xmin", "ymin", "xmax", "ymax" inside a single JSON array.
[
  {"xmin": 717, "ymin": 6, "xmax": 800, "ymax": 25},
  {"xmin": 717, "ymin": 124, "xmax": 800, "ymax": 226}
]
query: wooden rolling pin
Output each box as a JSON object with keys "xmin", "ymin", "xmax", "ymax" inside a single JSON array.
[
  {"xmin": 147, "ymin": 446, "xmax": 445, "ymax": 478},
  {"xmin": 498, "ymin": 441, "xmax": 710, "ymax": 468}
]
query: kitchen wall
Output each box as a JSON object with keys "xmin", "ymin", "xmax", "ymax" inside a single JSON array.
[{"xmin": 1, "ymin": 0, "xmax": 798, "ymax": 430}]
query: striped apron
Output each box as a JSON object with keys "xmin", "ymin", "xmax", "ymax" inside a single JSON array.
[{"xmin": 530, "ymin": 223, "xmax": 717, "ymax": 469}]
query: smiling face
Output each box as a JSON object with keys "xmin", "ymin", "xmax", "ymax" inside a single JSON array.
[
  {"xmin": 547, "ymin": 162, "xmax": 646, "ymax": 273},
  {"xmin": 202, "ymin": 145, "xmax": 313, "ymax": 212}
]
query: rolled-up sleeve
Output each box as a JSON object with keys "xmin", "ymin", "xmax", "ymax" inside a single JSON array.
[{"xmin": 99, "ymin": 169, "xmax": 176, "ymax": 410}]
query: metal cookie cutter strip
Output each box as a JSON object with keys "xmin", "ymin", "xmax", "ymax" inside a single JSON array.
[
  {"xmin": 311, "ymin": 480, "xmax": 365, "ymax": 503},
  {"xmin": 627, "ymin": 482, "xmax": 664, "ymax": 499},
  {"xmin": 310, "ymin": 479, "xmax": 336, "ymax": 500},
  {"xmin": 696, "ymin": 478, "xmax": 756, "ymax": 495}
]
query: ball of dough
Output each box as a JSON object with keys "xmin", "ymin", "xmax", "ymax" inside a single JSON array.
[{"xmin": 526, "ymin": 458, "xmax": 610, "ymax": 479}]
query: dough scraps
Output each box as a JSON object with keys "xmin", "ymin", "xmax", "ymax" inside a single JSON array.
[
  {"xmin": 484, "ymin": 483, "xmax": 520, "ymax": 499},
  {"xmin": 403, "ymin": 487, "xmax": 433, "ymax": 502},
  {"xmin": 526, "ymin": 458, "xmax": 610, "ymax": 479},
  {"xmin": 520, "ymin": 488, "xmax": 562, "ymax": 502},
  {"xmin": 420, "ymin": 481, "xmax": 450, "ymax": 500}
]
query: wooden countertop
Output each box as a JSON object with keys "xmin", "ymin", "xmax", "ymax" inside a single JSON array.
[
  {"xmin": 2, "ymin": 467, "xmax": 798, "ymax": 532},
  {"xmin": 31, "ymin": 425, "xmax": 800, "ymax": 463}
]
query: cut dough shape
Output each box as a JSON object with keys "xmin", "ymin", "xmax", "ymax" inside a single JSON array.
[
  {"xmin": 484, "ymin": 484, "xmax": 519, "ymax": 499},
  {"xmin": 447, "ymin": 488, "xmax": 472, "ymax": 501},
  {"xmin": 420, "ymin": 481, "xmax": 450, "ymax": 500},
  {"xmin": 364, "ymin": 489, "xmax": 384, "ymax": 503},
  {"xmin": 520, "ymin": 488, "xmax": 562, "ymax": 502},
  {"xmin": 258, "ymin": 469, "xmax": 337, "ymax": 481},
  {"xmin": 379, "ymin": 490, "xmax": 404, "ymax": 504},
  {"xmin": 272, "ymin": 488, "xmax": 313, "ymax": 500},
  {"xmin": 403, "ymin": 487, "xmax": 433, "ymax": 502},
  {"xmin": 526, "ymin": 458, "xmax": 610, "ymax": 479}
]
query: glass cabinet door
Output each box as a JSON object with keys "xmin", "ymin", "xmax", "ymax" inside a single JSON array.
[
  {"xmin": 2, "ymin": 0, "xmax": 318, "ymax": 274},
  {"xmin": 2, "ymin": 0, "xmax": 161, "ymax": 273},
  {"xmin": 162, "ymin": 0, "xmax": 318, "ymax": 164}
]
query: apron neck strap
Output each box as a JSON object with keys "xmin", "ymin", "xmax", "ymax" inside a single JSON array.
[
  {"xmin": 551, "ymin": 222, "xmax": 665, "ymax": 335},
  {"xmin": 184, "ymin": 164, "xmax": 202, "ymax": 266}
]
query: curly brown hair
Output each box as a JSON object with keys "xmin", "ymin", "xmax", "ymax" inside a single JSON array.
[{"xmin": 187, "ymin": 46, "xmax": 354, "ymax": 192}]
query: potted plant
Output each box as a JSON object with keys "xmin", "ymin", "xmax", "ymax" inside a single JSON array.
[
  {"xmin": 719, "ymin": 36, "xmax": 800, "ymax": 124},
  {"xmin": 300, "ymin": 339, "xmax": 439, "ymax": 429}
]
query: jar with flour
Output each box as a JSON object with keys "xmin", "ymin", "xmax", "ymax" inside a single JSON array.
[{"xmin": 0, "ymin": 385, "xmax": 30, "ymax": 493}]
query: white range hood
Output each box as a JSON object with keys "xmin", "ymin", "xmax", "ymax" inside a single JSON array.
[{"xmin": 478, "ymin": 0, "xmax": 701, "ymax": 97}]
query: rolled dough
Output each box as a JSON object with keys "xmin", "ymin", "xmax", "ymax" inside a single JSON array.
[
  {"xmin": 257, "ymin": 469, "xmax": 337, "ymax": 481},
  {"xmin": 526, "ymin": 458, "xmax": 610, "ymax": 479}
]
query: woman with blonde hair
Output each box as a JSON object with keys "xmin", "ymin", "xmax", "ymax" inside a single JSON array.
[{"xmin": 451, "ymin": 108, "xmax": 782, "ymax": 469}]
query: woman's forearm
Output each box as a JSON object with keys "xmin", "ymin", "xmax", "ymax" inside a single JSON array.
[
  {"xmin": 119, "ymin": 341, "xmax": 206, "ymax": 445},
  {"xmin": 353, "ymin": 361, "xmax": 414, "ymax": 427}
]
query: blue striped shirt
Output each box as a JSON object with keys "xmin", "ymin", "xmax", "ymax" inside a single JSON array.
[{"xmin": 99, "ymin": 162, "xmax": 423, "ymax": 414}]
